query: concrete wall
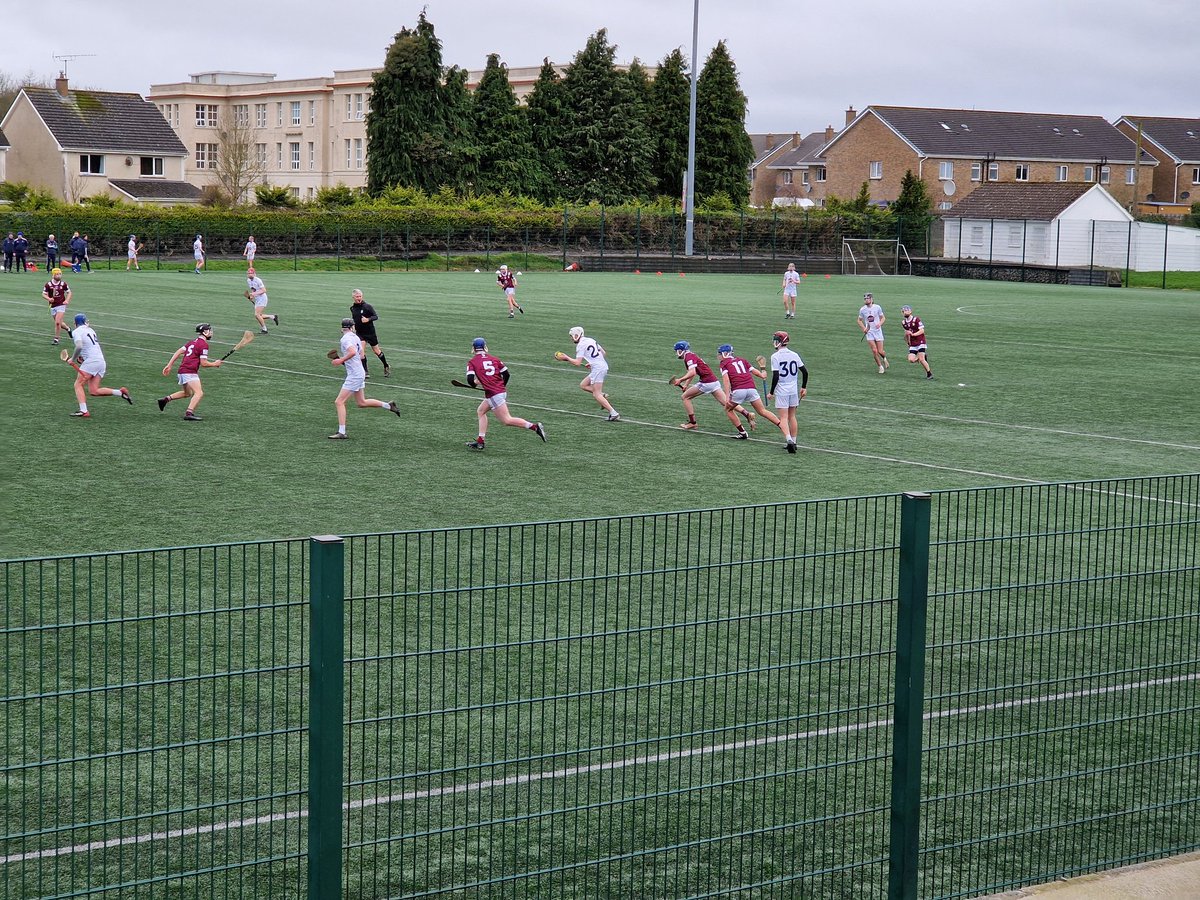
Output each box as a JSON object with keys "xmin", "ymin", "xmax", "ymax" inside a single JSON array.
[{"xmin": 2, "ymin": 96, "xmax": 66, "ymax": 198}]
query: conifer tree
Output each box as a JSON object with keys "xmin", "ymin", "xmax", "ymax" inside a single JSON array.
[
  {"xmin": 649, "ymin": 48, "xmax": 691, "ymax": 202},
  {"xmin": 695, "ymin": 41, "xmax": 754, "ymax": 206},
  {"xmin": 890, "ymin": 169, "xmax": 934, "ymax": 253},
  {"xmin": 525, "ymin": 59, "xmax": 568, "ymax": 202},
  {"xmin": 472, "ymin": 54, "xmax": 543, "ymax": 197}
]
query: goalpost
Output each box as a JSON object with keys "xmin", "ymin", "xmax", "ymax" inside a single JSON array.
[{"xmin": 841, "ymin": 238, "xmax": 913, "ymax": 276}]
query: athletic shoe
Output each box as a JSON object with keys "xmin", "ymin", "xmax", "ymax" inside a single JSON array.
[
  {"xmin": 747, "ymin": 411, "xmax": 757, "ymax": 431},
  {"xmin": 389, "ymin": 399, "xmax": 401, "ymax": 417},
  {"xmin": 383, "ymin": 365, "xmax": 391, "ymax": 377},
  {"xmin": 731, "ymin": 432, "xmax": 749, "ymax": 440},
  {"xmin": 272, "ymin": 314, "xmax": 279, "ymax": 325},
  {"xmin": 364, "ymin": 371, "xmax": 370, "ymax": 378},
  {"xmin": 534, "ymin": 422, "xmax": 547, "ymax": 442},
  {"xmin": 52, "ymin": 337, "xmax": 60, "ymax": 345},
  {"xmin": 926, "ymin": 371, "xmax": 934, "ymax": 379},
  {"xmin": 183, "ymin": 411, "xmax": 202, "ymax": 421},
  {"xmin": 786, "ymin": 442, "xmax": 797, "ymax": 454},
  {"xmin": 466, "ymin": 440, "xmax": 485, "ymax": 451},
  {"xmin": 679, "ymin": 422, "xmax": 698, "ymax": 430},
  {"xmin": 878, "ymin": 365, "xmax": 886, "ymax": 374},
  {"xmin": 119, "ymin": 387, "xmax": 133, "ymax": 405},
  {"xmin": 70, "ymin": 410, "xmax": 90, "ymax": 418},
  {"xmin": 516, "ymin": 304, "xmax": 524, "ymax": 315},
  {"xmin": 260, "ymin": 328, "xmax": 269, "ymax": 334},
  {"xmin": 606, "ymin": 412, "xmax": 621, "ymax": 422},
  {"xmin": 157, "ymin": 397, "xmax": 168, "ymax": 412},
  {"xmin": 508, "ymin": 312, "xmax": 515, "ymax": 319},
  {"xmin": 883, "ymin": 358, "xmax": 889, "ymax": 370},
  {"xmin": 327, "ymin": 432, "xmax": 348, "ymax": 440}
]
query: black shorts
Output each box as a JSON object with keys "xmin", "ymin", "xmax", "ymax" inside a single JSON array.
[{"xmin": 357, "ymin": 330, "xmax": 379, "ymax": 347}]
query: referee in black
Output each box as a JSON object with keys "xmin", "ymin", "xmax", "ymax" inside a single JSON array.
[{"xmin": 350, "ymin": 289, "xmax": 392, "ymax": 377}]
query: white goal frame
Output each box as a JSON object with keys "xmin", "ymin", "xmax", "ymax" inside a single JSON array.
[{"xmin": 841, "ymin": 238, "xmax": 913, "ymax": 276}]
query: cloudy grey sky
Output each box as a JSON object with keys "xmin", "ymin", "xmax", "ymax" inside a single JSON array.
[{"xmin": 5, "ymin": 0, "xmax": 1191, "ymax": 135}]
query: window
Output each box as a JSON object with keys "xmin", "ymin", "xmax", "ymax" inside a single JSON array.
[
  {"xmin": 969, "ymin": 225, "xmax": 984, "ymax": 247},
  {"xmin": 1056, "ymin": 165, "xmax": 1068, "ymax": 181},
  {"xmin": 79, "ymin": 154, "xmax": 104, "ymax": 175},
  {"xmin": 782, "ymin": 171, "xmax": 793, "ymax": 185},
  {"xmin": 869, "ymin": 161, "xmax": 882, "ymax": 180},
  {"xmin": 139, "ymin": 156, "xmax": 164, "ymax": 176},
  {"xmin": 1126, "ymin": 166, "xmax": 1136, "ymax": 185},
  {"xmin": 256, "ymin": 143, "xmax": 268, "ymax": 165},
  {"xmin": 938, "ymin": 161, "xmax": 954, "ymax": 180},
  {"xmin": 801, "ymin": 170, "xmax": 809, "ymax": 185},
  {"xmin": 971, "ymin": 162, "xmax": 982, "ymax": 182},
  {"xmin": 307, "ymin": 187, "xmax": 316, "ymax": 200},
  {"xmin": 354, "ymin": 93, "xmax": 364, "ymax": 120},
  {"xmin": 815, "ymin": 167, "xmax": 826, "ymax": 182},
  {"xmin": 1008, "ymin": 224, "xmax": 1023, "ymax": 249},
  {"xmin": 1082, "ymin": 166, "xmax": 1094, "ymax": 182},
  {"xmin": 354, "ymin": 138, "xmax": 363, "ymax": 169},
  {"xmin": 233, "ymin": 104, "xmax": 250, "ymax": 127},
  {"xmin": 194, "ymin": 144, "xmax": 217, "ymax": 169},
  {"xmin": 1015, "ymin": 164, "xmax": 1029, "ymax": 181},
  {"xmin": 255, "ymin": 103, "xmax": 267, "ymax": 128},
  {"xmin": 308, "ymin": 141, "xmax": 315, "ymax": 170},
  {"xmin": 159, "ymin": 103, "xmax": 178, "ymax": 128},
  {"xmin": 345, "ymin": 94, "xmax": 352, "ymax": 121},
  {"xmin": 276, "ymin": 142, "xmax": 283, "ymax": 169},
  {"xmin": 290, "ymin": 101, "xmax": 301, "ymax": 126},
  {"xmin": 290, "ymin": 186, "xmax": 301, "ymax": 199},
  {"xmin": 987, "ymin": 162, "xmax": 998, "ymax": 181},
  {"xmin": 276, "ymin": 102, "xmax": 283, "ymax": 126},
  {"xmin": 309, "ymin": 100, "xmax": 316, "ymax": 125},
  {"xmin": 345, "ymin": 139, "xmax": 352, "ymax": 169},
  {"xmin": 1099, "ymin": 165, "xmax": 1110, "ymax": 184},
  {"xmin": 1193, "ymin": 167, "xmax": 1200, "ymax": 184},
  {"xmin": 289, "ymin": 142, "xmax": 301, "ymax": 170},
  {"xmin": 938, "ymin": 201, "xmax": 953, "ymax": 211},
  {"xmin": 194, "ymin": 104, "xmax": 218, "ymax": 127}
]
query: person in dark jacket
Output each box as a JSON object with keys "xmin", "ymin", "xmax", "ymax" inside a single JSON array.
[
  {"xmin": 46, "ymin": 234, "xmax": 59, "ymax": 271},
  {"xmin": 13, "ymin": 232, "xmax": 30, "ymax": 272},
  {"xmin": 2, "ymin": 233, "xmax": 13, "ymax": 273}
]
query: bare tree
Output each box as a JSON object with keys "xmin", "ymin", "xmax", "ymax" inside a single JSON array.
[
  {"xmin": 0, "ymin": 70, "xmax": 51, "ymax": 119},
  {"xmin": 213, "ymin": 110, "xmax": 267, "ymax": 205}
]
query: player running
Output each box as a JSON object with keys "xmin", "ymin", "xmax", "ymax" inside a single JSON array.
[
  {"xmin": 464, "ymin": 337, "xmax": 545, "ymax": 450},
  {"xmin": 717, "ymin": 344, "xmax": 783, "ymax": 435},
  {"xmin": 245, "ymin": 267, "xmax": 279, "ymax": 334},
  {"xmin": 768, "ymin": 331, "xmax": 809, "ymax": 454},
  {"xmin": 557, "ymin": 326, "xmax": 619, "ymax": 421},
  {"xmin": 901, "ymin": 305, "xmax": 933, "ymax": 379},
  {"xmin": 857, "ymin": 292, "xmax": 888, "ymax": 373},
  {"xmin": 42, "ymin": 267, "xmax": 72, "ymax": 343},
  {"xmin": 496, "ymin": 265, "xmax": 522, "ymax": 317},
  {"xmin": 66, "ymin": 313, "xmax": 132, "ymax": 417},
  {"xmin": 327, "ymin": 317, "xmax": 400, "ymax": 439},
  {"xmin": 670, "ymin": 340, "xmax": 752, "ymax": 438},
  {"xmin": 193, "ymin": 234, "xmax": 205, "ymax": 274},
  {"xmin": 350, "ymin": 289, "xmax": 392, "ymax": 377},
  {"xmin": 159, "ymin": 324, "xmax": 224, "ymax": 421},
  {"xmin": 781, "ymin": 262, "xmax": 801, "ymax": 319}
]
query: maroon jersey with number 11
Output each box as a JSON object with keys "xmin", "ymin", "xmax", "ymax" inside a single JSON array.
[
  {"xmin": 719, "ymin": 356, "xmax": 757, "ymax": 391},
  {"xmin": 466, "ymin": 352, "xmax": 509, "ymax": 397}
]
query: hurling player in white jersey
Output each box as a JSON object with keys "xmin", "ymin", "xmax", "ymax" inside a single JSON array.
[
  {"xmin": 68, "ymin": 313, "xmax": 132, "ymax": 417},
  {"xmin": 767, "ymin": 331, "xmax": 808, "ymax": 454},
  {"xmin": 857, "ymin": 292, "xmax": 889, "ymax": 373},
  {"xmin": 781, "ymin": 263, "xmax": 801, "ymax": 319},
  {"xmin": 557, "ymin": 326, "xmax": 620, "ymax": 421},
  {"xmin": 328, "ymin": 317, "xmax": 400, "ymax": 439}
]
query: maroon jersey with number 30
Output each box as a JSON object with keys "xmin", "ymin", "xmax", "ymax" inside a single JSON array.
[{"xmin": 466, "ymin": 352, "xmax": 509, "ymax": 397}]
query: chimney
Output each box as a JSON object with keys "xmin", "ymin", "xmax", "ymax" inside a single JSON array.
[
  {"xmin": 792, "ymin": 131, "xmax": 800, "ymax": 148},
  {"xmin": 56, "ymin": 73, "xmax": 70, "ymax": 97},
  {"xmin": 765, "ymin": 132, "xmax": 774, "ymax": 148},
  {"xmin": 845, "ymin": 106, "xmax": 857, "ymax": 126},
  {"xmin": 825, "ymin": 125, "xmax": 835, "ymax": 142}
]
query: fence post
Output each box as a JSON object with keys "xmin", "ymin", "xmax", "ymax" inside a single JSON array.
[
  {"xmin": 379, "ymin": 225, "xmax": 384, "ymax": 271},
  {"xmin": 293, "ymin": 224, "xmax": 298, "ymax": 271},
  {"xmin": 635, "ymin": 208, "xmax": 641, "ymax": 268},
  {"xmin": 599, "ymin": 204, "xmax": 605, "ymax": 268},
  {"xmin": 524, "ymin": 225, "xmax": 530, "ymax": 272},
  {"xmin": 1161, "ymin": 222, "xmax": 1168, "ymax": 289},
  {"xmin": 336, "ymin": 224, "xmax": 342, "ymax": 272},
  {"xmin": 561, "ymin": 207, "xmax": 568, "ymax": 270},
  {"xmin": 771, "ymin": 209, "xmax": 778, "ymax": 263},
  {"xmin": 446, "ymin": 224, "xmax": 451, "ymax": 272},
  {"xmin": 887, "ymin": 492, "xmax": 931, "ymax": 900},
  {"xmin": 308, "ymin": 535, "xmax": 345, "ymax": 900}
]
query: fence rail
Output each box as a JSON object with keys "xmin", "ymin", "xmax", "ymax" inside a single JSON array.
[{"xmin": 2, "ymin": 475, "xmax": 1197, "ymax": 898}]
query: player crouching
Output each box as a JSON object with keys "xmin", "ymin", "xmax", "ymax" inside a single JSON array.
[{"xmin": 67, "ymin": 313, "xmax": 132, "ymax": 417}]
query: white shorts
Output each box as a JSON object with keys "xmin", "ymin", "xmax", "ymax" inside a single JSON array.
[
  {"xmin": 485, "ymin": 391, "xmax": 509, "ymax": 410},
  {"xmin": 730, "ymin": 387, "xmax": 760, "ymax": 405},
  {"xmin": 245, "ymin": 252, "xmax": 255, "ymax": 262},
  {"xmin": 696, "ymin": 381, "xmax": 721, "ymax": 395},
  {"xmin": 178, "ymin": 373, "xmax": 200, "ymax": 385},
  {"xmin": 341, "ymin": 373, "xmax": 365, "ymax": 393},
  {"xmin": 254, "ymin": 296, "xmax": 269, "ymax": 309},
  {"xmin": 81, "ymin": 360, "xmax": 106, "ymax": 378},
  {"xmin": 127, "ymin": 249, "xmax": 137, "ymax": 259},
  {"xmin": 908, "ymin": 343, "xmax": 927, "ymax": 355},
  {"xmin": 866, "ymin": 329, "xmax": 884, "ymax": 342},
  {"xmin": 50, "ymin": 304, "xmax": 67, "ymax": 317},
  {"xmin": 585, "ymin": 364, "xmax": 608, "ymax": 385},
  {"xmin": 774, "ymin": 387, "xmax": 800, "ymax": 409},
  {"xmin": 194, "ymin": 250, "xmax": 204, "ymax": 260},
  {"xmin": 504, "ymin": 287, "xmax": 515, "ymax": 296},
  {"xmin": 784, "ymin": 286, "xmax": 797, "ymax": 297}
]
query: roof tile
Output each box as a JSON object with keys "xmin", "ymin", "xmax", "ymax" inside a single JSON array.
[{"xmin": 24, "ymin": 88, "xmax": 186, "ymax": 155}]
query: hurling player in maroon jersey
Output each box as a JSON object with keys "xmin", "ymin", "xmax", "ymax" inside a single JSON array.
[
  {"xmin": 496, "ymin": 265, "xmax": 523, "ymax": 317},
  {"xmin": 464, "ymin": 337, "xmax": 545, "ymax": 450},
  {"xmin": 717, "ymin": 344, "xmax": 784, "ymax": 436},
  {"xmin": 670, "ymin": 341, "xmax": 751, "ymax": 437},
  {"xmin": 901, "ymin": 305, "xmax": 933, "ymax": 378},
  {"xmin": 42, "ymin": 267, "xmax": 72, "ymax": 343},
  {"xmin": 158, "ymin": 323, "xmax": 223, "ymax": 421}
]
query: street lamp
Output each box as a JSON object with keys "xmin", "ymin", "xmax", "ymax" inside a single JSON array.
[{"xmin": 684, "ymin": 0, "xmax": 699, "ymax": 257}]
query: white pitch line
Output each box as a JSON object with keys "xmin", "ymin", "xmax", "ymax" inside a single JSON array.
[{"xmin": 6, "ymin": 670, "xmax": 1196, "ymax": 866}]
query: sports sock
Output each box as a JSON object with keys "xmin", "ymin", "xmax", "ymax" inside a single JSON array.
[
  {"xmin": 338, "ymin": 426, "xmax": 346, "ymax": 435},
  {"xmin": 79, "ymin": 404, "xmax": 88, "ymax": 413},
  {"xmin": 688, "ymin": 414, "xmax": 697, "ymax": 424},
  {"xmin": 737, "ymin": 426, "xmax": 747, "ymax": 435},
  {"xmin": 378, "ymin": 353, "xmax": 389, "ymax": 366}
]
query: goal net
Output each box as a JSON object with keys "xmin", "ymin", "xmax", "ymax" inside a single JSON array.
[{"xmin": 841, "ymin": 238, "xmax": 912, "ymax": 276}]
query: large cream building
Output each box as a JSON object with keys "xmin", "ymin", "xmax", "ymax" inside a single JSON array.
[{"xmin": 148, "ymin": 66, "xmax": 557, "ymax": 201}]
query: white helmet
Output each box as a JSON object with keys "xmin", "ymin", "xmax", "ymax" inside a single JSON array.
[
  {"xmin": 499, "ymin": 264, "xmax": 508, "ymax": 271},
  {"xmin": 568, "ymin": 326, "xmax": 584, "ymax": 341}
]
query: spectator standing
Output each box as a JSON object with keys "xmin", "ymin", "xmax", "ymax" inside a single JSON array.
[
  {"xmin": 13, "ymin": 232, "xmax": 29, "ymax": 272},
  {"xmin": 2, "ymin": 233, "xmax": 13, "ymax": 273},
  {"xmin": 46, "ymin": 234, "xmax": 59, "ymax": 271}
]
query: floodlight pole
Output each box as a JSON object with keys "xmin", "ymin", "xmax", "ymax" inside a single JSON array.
[{"xmin": 684, "ymin": 0, "xmax": 699, "ymax": 257}]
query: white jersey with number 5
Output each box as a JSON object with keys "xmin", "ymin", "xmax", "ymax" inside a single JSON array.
[
  {"xmin": 771, "ymin": 347, "xmax": 803, "ymax": 388},
  {"xmin": 340, "ymin": 331, "xmax": 364, "ymax": 379}
]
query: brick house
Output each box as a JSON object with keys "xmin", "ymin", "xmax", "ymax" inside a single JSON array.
[
  {"xmin": 0, "ymin": 76, "xmax": 199, "ymax": 204},
  {"xmin": 1113, "ymin": 116, "xmax": 1200, "ymax": 212},
  {"xmin": 821, "ymin": 106, "xmax": 1153, "ymax": 211}
]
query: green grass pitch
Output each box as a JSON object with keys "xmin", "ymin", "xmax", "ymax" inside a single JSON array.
[{"xmin": 0, "ymin": 268, "xmax": 1194, "ymax": 559}]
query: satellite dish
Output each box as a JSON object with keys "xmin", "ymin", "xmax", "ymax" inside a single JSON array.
[
  {"xmin": 943, "ymin": 180, "xmax": 956, "ymax": 196},
  {"xmin": 1182, "ymin": 191, "xmax": 1191, "ymax": 200},
  {"xmin": 805, "ymin": 183, "xmax": 813, "ymax": 193}
]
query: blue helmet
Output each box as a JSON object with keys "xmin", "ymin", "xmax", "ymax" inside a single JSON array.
[
  {"xmin": 717, "ymin": 343, "xmax": 733, "ymax": 354},
  {"xmin": 472, "ymin": 337, "xmax": 487, "ymax": 350},
  {"xmin": 74, "ymin": 313, "xmax": 87, "ymax": 326},
  {"xmin": 673, "ymin": 340, "xmax": 689, "ymax": 352}
]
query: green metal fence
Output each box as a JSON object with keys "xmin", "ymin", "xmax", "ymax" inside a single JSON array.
[{"xmin": 2, "ymin": 475, "xmax": 1197, "ymax": 898}]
